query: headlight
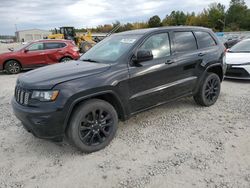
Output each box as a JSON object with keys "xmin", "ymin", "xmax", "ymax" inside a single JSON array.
[{"xmin": 31, "ymin": 90, "xmax": 59, "ymax": 102}]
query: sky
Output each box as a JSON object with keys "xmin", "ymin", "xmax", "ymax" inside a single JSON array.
[{"xmin": 0, "ymin": 0, "xmax": 250, "ymax": 35}]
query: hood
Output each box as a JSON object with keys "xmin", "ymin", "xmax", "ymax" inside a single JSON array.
[
  {"xmin": 0, "ymin": 51, "xmax": 17, "ymax": 56},
  {"xmin": 18, "ymin": 60, "xmax": 110, "ymax": 89},
  {"xmin": 226, "ymin": 52, "xmax": 250, "ymax": 65}
]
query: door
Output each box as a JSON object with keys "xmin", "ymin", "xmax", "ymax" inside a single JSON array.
[
  {"xmin": 169, "ymin": 31, "xmax": 203, "ymax": 94},
  {"xmin": 128, "ymin": 32, "xmax": 180, "ymax": 113},
  {"xmin": 21, "ymin": 42, "xmax": 46, "ymax": 68},
  {"xmin": 43, "ymin": 42, "xmax": 66, "ymax": 64}
]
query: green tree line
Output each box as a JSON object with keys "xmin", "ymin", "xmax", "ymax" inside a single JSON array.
[{"xmin": 76, "ymin": 0, "xmax": 250, "ymax": 33}]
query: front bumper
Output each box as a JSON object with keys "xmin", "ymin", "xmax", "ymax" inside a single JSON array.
[
  {"xmin": 11, "ymin": 98, "xmax": 65, "ymax": 141},
  {"xmin": 225, "ymin": 64, "xmax": 250, "ymax": 80}
]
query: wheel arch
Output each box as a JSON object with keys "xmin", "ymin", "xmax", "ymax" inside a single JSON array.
[
  {"xmin": 206, "ymin": 64, "xmax": 224, "ymax": 82},
  {"xmin": 3, "ymin": 59, "xmax": 22, "ymax": 70},
  {"xmin": 64, "ymin": 91, "xmax": 127, "ymax": 132},
  {"xmin": 59, "ymin": 56, "xmax": 73, "ymax": 62},
  {"xmin": 194, "ymin": 63, "xmax": 223, "ymax": 95}
]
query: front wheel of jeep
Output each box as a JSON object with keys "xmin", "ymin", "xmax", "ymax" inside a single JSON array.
[{"xmin": 67, "ymin": 99, "xmax": 118, "ymax": 153}]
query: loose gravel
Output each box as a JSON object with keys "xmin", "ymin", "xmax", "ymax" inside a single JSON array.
[{"xmin": 0, "ymin": 72, "xmax": 249, "ymax": 188}]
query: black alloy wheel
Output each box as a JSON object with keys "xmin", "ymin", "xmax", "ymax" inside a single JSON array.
[
  {"xmin": 78, "ymin": 109, "xmax": 113, "ymax": 146},
  {"xmin": 67, "ymin": 99, "xmax": 118, "ymax": 153},
  {"xmin": 204, "ymin": 76, "xmax": 220, "ymax": 103}
]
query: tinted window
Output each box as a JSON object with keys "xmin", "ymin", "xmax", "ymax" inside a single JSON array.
[
  {"xmin": 174, "ymin": 32, "xmax": 197, "ymax": 53},
  {"xmin": 28, "ymin": 43, "xmax": 44, "ymax": 51},
  {"xmin": 195, "ymin": 31, "xmax": 216, "ymax": 49},
  {"xmin": 139, "ymin": 33, "xmax": 171, "ymax": 59},
  {"xmin": 44, "ymin": 42, "xmax": 66, "ymax": 49}
]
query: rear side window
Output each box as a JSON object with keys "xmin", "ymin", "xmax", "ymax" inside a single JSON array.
[
  {"xmin": 44, "ymin": 42, "xmax": 66, "ymax": 50},
  {"xmin": 174, "ymin": 32, "xmax": 197, "ymax": 53},
  {"xmin": 195, "ymin": 31, "xmax": 216, "ymax": 49},
  {"xmin": 139, "ymin": 33, "xmax": 171, "ymax": 59}
]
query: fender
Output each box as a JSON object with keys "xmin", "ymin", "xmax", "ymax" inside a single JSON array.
[
  {"xmin": 63, "ymin": 90, "xmax": 127, "ymax": 130},
  {"xmin": 193, "ymin": 63, "xmax": 223, "ymax": 94}
]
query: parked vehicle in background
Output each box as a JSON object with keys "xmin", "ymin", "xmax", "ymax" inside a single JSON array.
[
  {"xmin": 224, "ymin": 38, "xmax": 241, "ymax": 49},
  {"xmin": 12, "ymin": 26, "xmax": 226, "ymax": 153},
  {"xmin": 225, "ymin": 39, "xmax": 250, "ymax": 79},
  {"xmin": 0, "ymin": 39, "xmax": 80, "ymax": 74}
]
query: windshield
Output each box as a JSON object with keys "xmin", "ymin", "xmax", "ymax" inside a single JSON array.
[
  {"xmin": 230, "ymin": 40, "xmax": 250, "ymax": 52},
  {"xmin": 80, "ymin": 34, "xmax": 141, "ymax": 62}
]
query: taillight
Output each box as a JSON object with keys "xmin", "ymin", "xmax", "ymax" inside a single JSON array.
[
  {"xmin": 72, "ymin": 46, "xmax": 79, "ymax": 52},
  {"xmin": 70, "ymin": 41, "xmax": 76, "ymax": 45}
]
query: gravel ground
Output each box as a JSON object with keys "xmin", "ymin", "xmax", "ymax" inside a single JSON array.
[{"xmin": 0, "ymin": 71, "xmax": 250, "ymax": 188}]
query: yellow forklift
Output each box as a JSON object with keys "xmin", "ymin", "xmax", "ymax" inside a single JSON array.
[
  {"xmin": 48, "ymin": 27, "xmax": 96, "ymax": 53},
  {"xmin": 48, "ymin": 25, "xmax": 121, "ymax": 53}
]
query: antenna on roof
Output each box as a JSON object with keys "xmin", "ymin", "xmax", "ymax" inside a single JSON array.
[{"xmin": 106, "ymin": 24, "xmax": 121, "ymax": 37}]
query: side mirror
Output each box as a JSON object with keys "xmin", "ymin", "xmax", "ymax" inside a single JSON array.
[
  {"xmin": 133, "ymin": 50, "xmax": 153, "ymax": 63},
  {"xmin": 24, "ymin": 49, "xmax": 29, "ymax": 53}
]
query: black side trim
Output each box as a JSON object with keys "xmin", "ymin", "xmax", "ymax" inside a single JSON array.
[{"xmin": 130, "ymin": 76, "xmax": 197, "ymax": 99}]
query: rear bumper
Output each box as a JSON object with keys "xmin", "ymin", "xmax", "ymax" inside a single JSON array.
[
  {"xmin": 72, "ymin": 52, "xmax": 80, "ymax": 60},
  {"xmin": 225, "ymin": 64, "xmax": 250, "ymax": 80},
  {"xmin": 11, "ymin": 98, "xmax": 65, "ymax": 141},
  {"xmin": 0, "ymin": 62, "xmax": 3, "ymax": 71}
]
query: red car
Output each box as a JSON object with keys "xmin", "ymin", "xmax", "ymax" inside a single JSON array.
[{"xmin": 0, "ymin": 40, "xmax": 80, "ymax": 74}]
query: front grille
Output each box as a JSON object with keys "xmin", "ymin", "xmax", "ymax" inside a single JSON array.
[
  {"xmin": 226, "ymin": 67, "xmax": 250, "ymax": 78},
  {"xmin": 15, "ymin": 86, "xmax": 31, "ymax": 106}
]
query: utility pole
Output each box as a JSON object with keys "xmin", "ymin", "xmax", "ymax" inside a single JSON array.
[
  {"xmin": 15, "ymin": 24, "xmax": 17, "ymax": 32},
  {"xmin": 14, "ymin": 24, "xmax": 18, "ymax": 42},
  {"xmin": 223, "ymin": 14, "xmax": 226, "ymax": 32}
]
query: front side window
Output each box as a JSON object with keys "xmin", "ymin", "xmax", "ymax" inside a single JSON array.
[
  {"xmin": 174, "ymin": 31, "xmax": 197, "ymax": 53},
  {"xmin": 139, "ymin": 33, "xmax": 171, "ymax": 59},
  {"xmin": 195, "ymin": 31, "xmax": 216, "ymax": 49},
  {"xmin": 28, "ymin": 43, "xmax": 44, "ymax": 51},
  {"xmin": 80, "ymin": 34, "xmax": 141, "ymax": 62},
  {"xmin": 44, "ymin": 42, "xmax": 66, "ymax": 50},
  {"xmin": 230, "ymin": 40, "xmax": 250, "ymax": 52}
]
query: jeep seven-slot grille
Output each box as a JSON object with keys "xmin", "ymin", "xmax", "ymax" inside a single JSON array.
[{"xmin": 15, "ymin": 87, "xmax": 31, "ymax": 105}]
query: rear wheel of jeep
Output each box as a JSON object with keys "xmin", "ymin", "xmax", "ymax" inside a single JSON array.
[
  {"xmin": 193, "ymin": 72, "xmax": 221, "ymax": 106},
  {"xmin": 67, "ymin": 99, "xmax": 118, "ymax": 153}
]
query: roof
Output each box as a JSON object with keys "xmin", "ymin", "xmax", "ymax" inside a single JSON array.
[
  {"xmin": 16, "ymin": 29, "xmax": 51, "ymax": 33},
  {"xmin": 117, "ymin": 26, "xmax": 211, "ymax": 35},
  {"xmin": 31, "ymin": 39, "xmax": 74, "ymax": 43}
]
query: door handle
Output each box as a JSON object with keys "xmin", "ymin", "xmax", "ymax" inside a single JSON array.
[
  {"xmin": 198, "ymin": 52, "xmax": 205, "ymax": 57},
  {"xmin": 165, "ymin": 59, "xmax": 175, "ymax": 65},
  {"xmin": 39, "ymin": 53, "xmax": 45, "ymax": 55}
]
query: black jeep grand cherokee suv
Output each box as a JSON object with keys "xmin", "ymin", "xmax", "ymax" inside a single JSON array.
[{"xmin": 12, "ymin": 26, "xmax": 226, "ymax": 153}]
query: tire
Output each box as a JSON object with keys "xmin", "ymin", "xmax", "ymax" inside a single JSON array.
[
  {"xmin": 60, "ymin": 57, "xmax": 72, "ymax": 62},
  {"xmin": 193, "ymin": 73, "xmax": 221, "ymax": 107},
  {"xmin": 4, "ymin": 60, "xmax": 21, "ymax": 74},
  {"xmin": 80, "ymin": 41, "xmax": 93, "ymax": 53},
  {"xmin": 67, "ymin": 99, "xmax": 118, "ymax": 153}
]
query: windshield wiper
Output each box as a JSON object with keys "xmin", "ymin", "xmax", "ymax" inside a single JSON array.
[{"xmin": 81, "ymin": 59, "xmax": 99, "ymax": 63}]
